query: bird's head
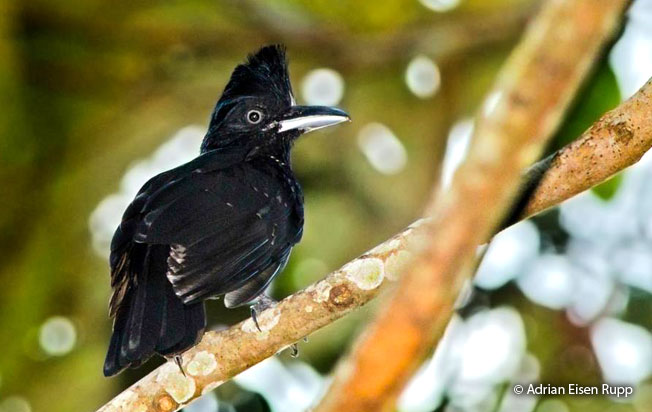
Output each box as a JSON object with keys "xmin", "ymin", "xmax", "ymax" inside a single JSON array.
[{"xmin": 201, "ymin": 45, "xmax": 350, "ymax": 153}]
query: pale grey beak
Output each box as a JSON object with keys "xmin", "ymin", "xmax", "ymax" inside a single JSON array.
[{"xmin": 277, "ymin": 105, "xmax": 350, "ymax": 134}]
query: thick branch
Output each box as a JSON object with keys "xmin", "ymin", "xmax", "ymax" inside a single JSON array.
[
  {"xmin": 95, "ymin": 4, "xmax": 640, "ymax": 412},
  {"xmin": 315, "ymin": 1, "xmax": 630, "ymax": 411}
]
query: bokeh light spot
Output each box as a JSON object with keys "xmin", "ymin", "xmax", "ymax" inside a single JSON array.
[
  {"xmin": 357, "ymin": 123, "xmax": 407, "ymax": 175},
  {"xmin": 301, "ymin": 68, "xmax": 345, "ymax": 106},
  {"xmin": 440, "ymin": 119, "xmax": 474, "ymax": 189},
  {"xmin": 39, "ymin": 316, "xmax": 76, "ymax": 356},
  {"xmin": 234, "ymin": 357, "xmax": 324, "ymax": 412},
  {"xmin": 418, "ymin": 0, "xmax": 461, "ymax": 13},
  {"xmin": 405, "ymin": 55, "xmax": 441, "ymax": 98},
  {"xmin": 475, "ymin": 221, "xmax": 540, "ymax": 290},
  {"xmin": 457, "ymin": 307, "xmax": 526, "ymax": 383},
  {"xmin": 591, "ymin": 318, "xmax": 652, "ymax": 384},
  {"xmin": 517, "ymin": 254, "xmax": 575, "ymax": 310}
]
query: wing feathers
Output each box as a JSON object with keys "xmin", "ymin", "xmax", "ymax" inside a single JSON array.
[{"xmin": 108, "ymin": 150, "xmax": 301, "ymax": 339}]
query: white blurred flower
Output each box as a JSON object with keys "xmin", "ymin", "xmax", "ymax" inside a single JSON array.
[
  {"xmin": 88, "ymin": 125, "xmax": 204, "ymax": 258},
  {"xmin": 612, "ymin": 242, "xmax": 652, "ymax": 293},
  {"xmin": 448, "ymin": 308, "xmax": 527, "ymax": 410},
  {"xmin": 456, "ymin": 308, "xmax": 526, "ymax": 384},
  {"xmin": 559, "ymin": 190, "xmax": 639, "ymax": 248},
  {"xmin": 441, "ymin": 119, "xmax": 473, "ymax": 190},
  {"xmin": 591, "ymin": 318, "xmax": 652, "ymax": 384},
  {"xmin": 517, "ymin": 254, "xmax": 576, "ymax": 310},
  {"xmin": 602, "ymin": 285, "xmax": 631, "ymax": 319},
  {"xmin": 357, "ymin": 123, "xmax": 408, "ymax": 175},
  {"xmin": 475, "ymin": 221, "xmax": 540, "ymax": 290},
  {"xmin": 418, "ymin": 0, "xmax": 461, "ymax": 13},
  {"xmin": 39, "ymin": 316, "xmax": 76, "ymax": 356},
  {"xmin": 405, "ymin": 56, "xmax": 441, "ymax": 98},
  {"xmin": 301, "ymin": 68, "xmax": 345, "ymax": 106},
  {"xmin": 234, "ymin": 357, "xmax": 324, "ymax": 412},
  {"xmin": 497, "ymin": 355, "xmax": 540, "ymax": 412},
  {"xmin": 564, "ymin": 241, "xmax": 615, "ymax": 325}
]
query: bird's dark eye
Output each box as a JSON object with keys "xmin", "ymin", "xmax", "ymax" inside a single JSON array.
[{"xmin": 246, "ymin": 109, "xmax": 263, "ymax": 124}]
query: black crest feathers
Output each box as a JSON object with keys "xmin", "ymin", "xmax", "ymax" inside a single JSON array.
[{"xmin": 219, "ymin": 44, "xmax": 293, "ymax": 106}]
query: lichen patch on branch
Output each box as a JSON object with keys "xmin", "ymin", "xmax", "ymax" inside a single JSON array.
[
  {"xmin": 186, "ymin": 351, "xmax": 218, "ymax": 377},
  {"xmin": 342, "ymin": 258, "xmax": 385, "ymax": 290},
  {"xmin": 384, "ymin": 250, "xmax": 413, "ymax": 281},
  {"xmin": 309, "ymin": 280, "xmax": 333, "ymax": 303},
  {"xmin": 157, "ymin": 363, "xmax": 196, "ymax": 404}
]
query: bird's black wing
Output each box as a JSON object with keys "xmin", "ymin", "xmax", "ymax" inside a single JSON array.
[
  {"xmin": 121, "ymin": 152, "xmax": 300, "ymax": 305},
  {"xmin": 108, "ymin": 149, "xmax": 245, "ymax": 314}
]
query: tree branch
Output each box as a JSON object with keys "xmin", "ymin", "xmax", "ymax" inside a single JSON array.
[
  {"xmin": 94, "ymin": 2, "xmax": 641, "ymax": 412},
  {"xmin": 523, "ymin": 78, "xmax": 652, "ymax": 217},
  {"xmin": 314, "ymin": 0, "xmax": 630, "ymax": 411}
]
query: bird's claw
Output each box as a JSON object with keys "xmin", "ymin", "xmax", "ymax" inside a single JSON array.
[
  {"xmin": 174, "ymin": 355, "xmax": 186, "ymax": 376},
  {"xmin": 250, "ymin": 294, "xmax": 278, "ymax": 332},
  {"xmin": 250, "ymin": 306, "xmax": 262, "ymax": 332},
  {"xmin": 290, "ymin": 343, "xmax": 299, "ymax": 357}
]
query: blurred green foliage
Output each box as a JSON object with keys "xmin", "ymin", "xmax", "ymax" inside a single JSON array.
[{"xmin": 0, "ymin": 1, "xmax": 646, "ymax": 412}]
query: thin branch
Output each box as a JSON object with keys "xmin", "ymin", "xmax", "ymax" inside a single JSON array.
[
  {"xmin": 314, "ymin": 1, "xmax": 630, "ymax": 411},
  {"xmin": 94, "ymin": 3, "xmax": 641, "ymax": 412},
  {"xmin": 523, "ymin": 78, "xmax": 652, "ymax": 217}
]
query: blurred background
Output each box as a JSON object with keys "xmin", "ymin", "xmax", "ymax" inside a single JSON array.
[{"xmin": 0, "ymin": 0, "xmax": 650, "ymax": 411}]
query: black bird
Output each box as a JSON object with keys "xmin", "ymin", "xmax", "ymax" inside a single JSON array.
[{"xmin": 103, "ymin": 45, "xmax": 350, "ymax": 377}]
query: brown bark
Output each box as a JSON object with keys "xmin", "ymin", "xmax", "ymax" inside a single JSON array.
[{"xmin": 523, "ymin": 78, "xmax": 652, "ymax": 217}]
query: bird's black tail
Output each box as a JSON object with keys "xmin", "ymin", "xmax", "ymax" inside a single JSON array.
[{"xmin": 103, "ymin": 245, "xmax": 206, "ymax": 377}]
